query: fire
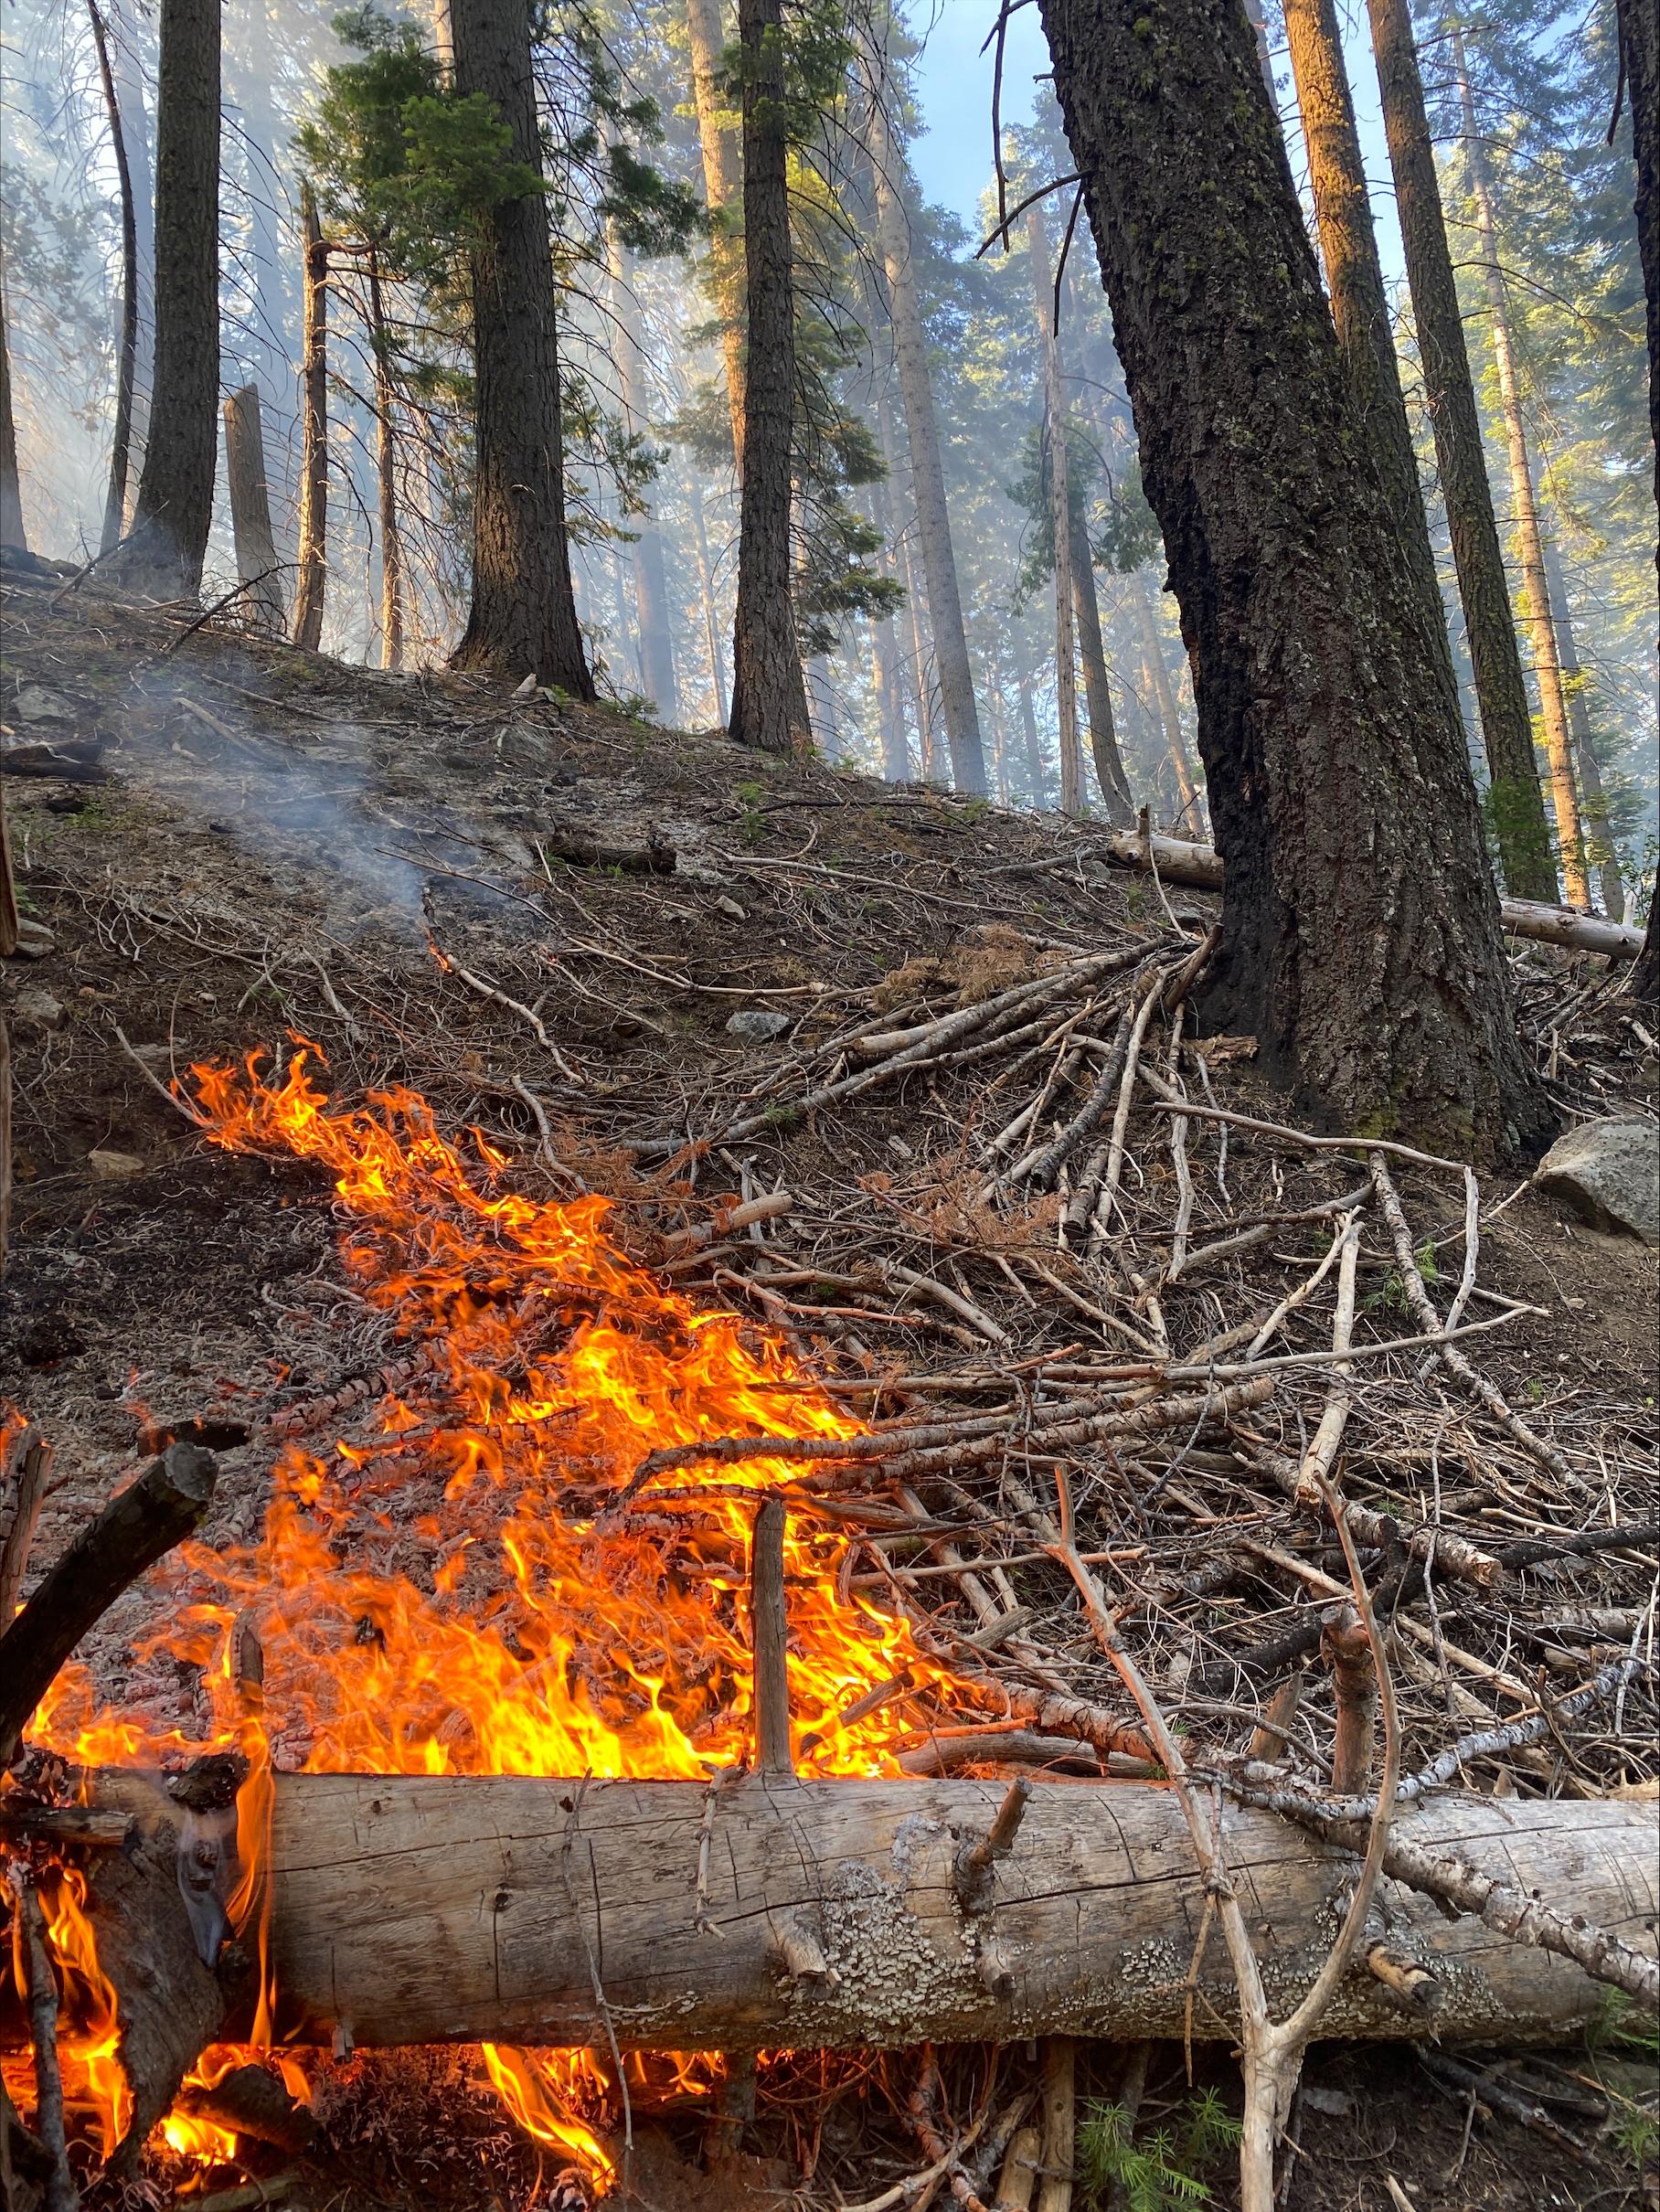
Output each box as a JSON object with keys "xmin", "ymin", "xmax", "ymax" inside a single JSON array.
[
  {"xmin": 13, "ymin": 1046, "xmax": 964, "ymax": 2192},
  {"xmin": 481, "ymin": 2045, "xmax": 622, "ymax": 2183}
]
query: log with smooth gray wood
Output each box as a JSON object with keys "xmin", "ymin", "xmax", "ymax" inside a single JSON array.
[
  {"xmin": 52, "ymin": 1771, "xmax": 1659, "ymax": 2051},
  {"xmin": 1094, "ymin": 830, "xmax": 1646, "ymax": 960}
]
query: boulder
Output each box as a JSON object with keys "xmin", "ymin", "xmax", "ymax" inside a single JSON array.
[{"xmin": 1534, "ymin": 1117, "xmax": 1659, "ymax": 1246}]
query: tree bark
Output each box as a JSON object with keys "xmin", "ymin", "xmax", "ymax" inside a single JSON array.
[
  {"xmin": 365, "ymin": 250, "xmax": 404, "ymax": 674},
  {"xmin": 41, "ymin": 1771, "xmax": 1653, "ymax": 2051},
  {"xmin": 867, "ymin": 80, "xmax": 988, "ymax": 795},
  {"xmin": 109, "ymin": 0, "xmax": 218, "ymax": 599},
  {"xmin": 867, "ymin": 465, "xmax": 909, "ymax": 779},
  {"xmin": 1283, "ymin": 0, "xmax": 1460, "ymax": 713},
  {"xmin": 1542, "ymin": 537, "xmax": 1622, "ymax": 920},
  {"xmin": 1365, "ymin": 0, "xmax": 1555, "ymax": 900},
  {"xmin": 1038, "ymin": 0, "xmax": 1549, "ymax": 1161},
  {"xmin": 88, "ymin": 0, "xmax": 139, "ymax": 559},
  {"xmin": 1452, "ymin": 23, "xmax": 1588, "ymax": 909},
  {"xmin": 448, "ymin": 0, "xmax": 592, "ymax": 694},
  {"xmin": 0, "ymin": 255, "xmax": 24, "ymax": 552},
  {"xmin": 222, "ymin": 386, "xmax": 286, "ymax": 632},
  {"xmin": 728, "ymin": 0, "xmax": 810, "ymax": 755},
  {"xmin": 291, "ymin": 185, "xmax": 329, "ymax": 654},
  {"xmin": 1013, "ymin": 633, "xmax": 1047, "ymax": 807},
  {"xmin": 1612, "ymin": 0, "xmax": 1656, "ymax": 1000},
  {"xmin": 687, "ymin": 472, "xmax": 729, "ymax": 725},
  {"xmin": 606, "ymin": 220, "xmax": 679, "ymax": 722},
  {"xmin": 1025, "ymin": 202, "xmax": 1084, "ymax": 819},
  {"xmin": 1132, "ymin": 570, "xmax": 1199, "ymax": 824},
  {"xmin": 686, "ymin": 0, "xmax": 748, "ymax": 470}
]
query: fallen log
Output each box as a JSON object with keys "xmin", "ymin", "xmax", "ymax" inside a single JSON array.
[
  {"xmin": 28, "ymin": 1771, "xmax": 1652, "ymax": 2055},
  {"xmin": 1092, "ymin": 830, "xmax": 1645, "ymax": 960}
]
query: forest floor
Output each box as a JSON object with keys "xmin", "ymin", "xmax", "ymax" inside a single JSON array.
[{"xmin": 1, "ymin": 560, "xmax": 1656, "ymax": 2212}]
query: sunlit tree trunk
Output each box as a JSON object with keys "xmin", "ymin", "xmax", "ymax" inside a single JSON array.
[
  {"xmin": 449, "ymin": 0, "xmax": 591, "ymax": 694},
  {"xmin": 687, "ymin": 475, "xmax": 728, "ymax": 725},
  {"xmin": 1542, "ymin": 538, "xmax": 1623, "ymax": 920},
  {"xmin": 1132, "ymin": 571, "xmax": 1199, "ymax": 824},
  {"xmin": 899, "ymin": 527, "xmax": 937, "ymax": 779},
  {"xmin": 1283, "ymin": 0, "xmax": 1458, "ymax": 698},
  {"xmin": 366, "ymin": 250, "xmax": 404, "ymax": 673},
  {"xmin": 867, "ymin": 75, "xmax": 987, "ymax": 794},
  {"xmin": 88, "ymin": 0, "xmax": 139, "ymax": 557},
  {"xmin": 115, "ymin": 0, "xmax": 219, "ymax": 598},
  {"xmin": 1612, "ymin": 0, "xmax": 1656, "ymax": 999},
  {"xmin": 686, "ymin": 0, "xmax": 747, "ymax": 470},
  {"xmin": 1024, "ymin": 202, "xmax": 1084, "ymax": 817},
  {"xmin": 223, "ymin": 384, "xmax": 286, "ymax": 630},
  {"xmin": 606, "ymin": 220, "xmax": 679, "ymax": 722},
  {"xmin": 728, "ymin": 0, "xmax": 809, "ymax": 753},
  {"xmin": 292, "ymin": 184, "xmax": 328, "ymax": 653},
  {"xmin": 867, "ymin": 470, "xmax": 909, "ymax": 781},
  {"xmin": 112, "ymin": 25, "xmax": 154, "ymax": 497},
  {"xmin": 1364, "ymin": 0, "xmax": 1554, "ymax": 900},
  {"xmin": 0, "ymin": 257, "xmax": 24, "ymax": 552},
  {"xmin": 1452, "ymin": 23, "xmax": 1588, "ymax": 907},
  {"xmin": 1041, "ymin": 0, "xmax": 1548, "ymax": 1157}
]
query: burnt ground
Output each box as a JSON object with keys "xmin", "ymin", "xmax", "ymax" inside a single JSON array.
[{"xmin": 1, "ymin": 564, "xmax": 1656, "ymax": 2211}]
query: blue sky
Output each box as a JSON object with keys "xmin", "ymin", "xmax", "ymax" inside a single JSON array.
[{"xmin": 906, "ymin": 0, "xmax": 1410, "ymax": 290}]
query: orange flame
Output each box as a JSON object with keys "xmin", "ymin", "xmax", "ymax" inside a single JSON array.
[{"xmin": 18, "ymin": 1047, "xmax": 963, "ymax": 2187}]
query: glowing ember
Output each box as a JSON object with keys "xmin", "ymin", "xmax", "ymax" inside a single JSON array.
[{"xmin": 11, "ymin": 1046, "xmax": 964, "ymax": 2194}]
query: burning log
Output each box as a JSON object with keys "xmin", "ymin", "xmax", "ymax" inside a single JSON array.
[{"xmin": 19, "ymin": 1771, "xmax": 1649, "ymax": 2058}]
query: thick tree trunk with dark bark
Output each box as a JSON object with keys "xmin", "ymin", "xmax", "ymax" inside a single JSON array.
[
  {"xmin": 867, "ymin": 77, "xmax": 988, "ymax": 795},
  {"xmin": 1038, "ymin": 0, "xmax": 1549, "ymax": 1160},
  {"xmin": 291, "ymin": 185, "xmax": 328, "ymax": 654},
  {"xmin": 606, "ymin": 220, "xmax": 679, "ymax": 722},
  {"xmin": 1612, "ymin": 0, "xmax": 1657, "ymax": 999},
  {"xmin": 0, "ymin": 258, "xmax": 23, "ymax": 552},
  {"xmin": 448, "ymin": 0, "xmax": 592, "ymax": 695},
  {"xmin": 728, "ymin": 0, "xmax": 810, "ymax": 755},
  {"xmin": 110, "ymin": 0, "xmax": 219, "ymax": 599},
  {"xmin": 27, "ymin": 1771, "xmax": 1649, "ymax": 2053},
  {"xmin": 223, "ymin": 386, "xmax": 286, "ymax": 632},
  {"xmin": 1365, "ymin": 0, "xmax": 1555, "ymax": 901},
  {"xmin": 88, "ymin": 0, "xmax": 139, "ymax": 558}
]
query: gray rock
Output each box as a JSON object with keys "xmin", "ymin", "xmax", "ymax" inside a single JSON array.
[
  {"xmin": 88, "ymin": 1146, "xmax": 146, "ymax": 1181},
  {"xmin": 12, "ymin": 683, "xmax": 78, "ymax": 724},
  {"xmin": 725, "ymin": 1007, "xmax": 791, "ymax": 1042},
  {"xmin": 14, "ymin": 987, "xmax": 67, "ymax": 1030},
  {"xmin": 1535, "ymin": 1117, "xmax": 1659, "ymax": 1246}
]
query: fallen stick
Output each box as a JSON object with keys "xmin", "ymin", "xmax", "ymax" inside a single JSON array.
[
  {"xmin": 1089, "ymin": 830, "xmax": 1645, "ymax": 959},
  {"xmin": 26, "ymin": 1770, "xmax": 1652, "ymax": 2051},
  {"xmin": 0, "ymin": 1442, "xmax": 218, "ymax": 1766}
]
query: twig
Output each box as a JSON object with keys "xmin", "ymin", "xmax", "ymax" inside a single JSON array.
[
  {"xmin": 14, "ymin": 1877, "xmax": 78, "ymax": 2212},
  {"xmin": 0, "ymin": 1425, "xmax": 51, "ymax": 1626}
]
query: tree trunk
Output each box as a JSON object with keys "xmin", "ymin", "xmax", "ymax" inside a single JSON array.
[
  {"xmin": 0, "ymin": 255, "xmax": 24, "ymax": 552},
  {"xmin": 688, "ymin": 473, "xmax": 728, "ymax": 725},
  {"xmin": 45, "ymin": 1771, "xmax": 1653, "ymax": 2051},
  {"xmin": 448, "ymin": 0, "xmax": 592, "ymax": 695},
  {"xmin": 867, "ymin": 80, "xmax": 988, "ymax": 794},
  {"xmin": 1632, "ymin": 899, "xmax": 1659, "ymax": 1002},
  {"xmin": 1013, "ymin": 633, "xmax": 1047, "ymax": 807},
  {"xmin": 366, "ymin": 250, "xmax": 404, "ymax": 674},
  {"xmin": 900, "ymin": 526, "xmax": 938, "ymax": 778},
  {"xmin": 686, "ymin": 0, "xmax": 748, "ymax": 470},
  {"xmin": 222, "ymin": 385, "xmax": 286, "ymax": 631},
  {"xmin": 1132, "ymin": 570, "xmax": 1200, "ymax": 824},
  {"xmin": 112, "ymin": 0, "xmax": 219, "ymax": 599},
  {"xmin": 1283, "ymin": 0, "xmax": 1460, "ymax": 709},
  {"xmin": 727, "ymin": 0, "xmax": 809, "ymax": 754},
  {"xmin": 1612, "ymin": 0, "xmax": 1656, "ymax": 1000},
  {"xmin": 291, "ymin": 184, "xmax": 328, "ymax": 654},
  {"xmin": 1542, "ymin": 538, "xmax": 1622, "ymax": 920},
  {"xmin": 1365, "ymin": 0, "xmax": 1556, "ymax": 900},
  {"xmin": 88, "ymin": 0, "xmax": 139, "ymax": 558},
  {"xmin": 867, "ymin": 466, "xmax": 909, "ymax": 779},
  {"xmin": 1024, "ymin": 204, "xmax": 1084, "ymax": 819},
  {"xmin": 606, "ymin": 219, "xmax": 680, "ymax": 722},
  {"xmin": 112, "ymin": 25, "xmax": 155, "ymax": 501},
  {"xmin": 1452, "ymin": 23, "xmax": 1588, "ymax": 909},
  {"xmin": 1039, "ymin": 0, "xmax": 1550, "ymax": 1160}
]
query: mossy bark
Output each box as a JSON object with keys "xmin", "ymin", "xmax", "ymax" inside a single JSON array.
[{"xmin": 1038, "ymin": 0, "xmax": 1550, "ymax": 1160}]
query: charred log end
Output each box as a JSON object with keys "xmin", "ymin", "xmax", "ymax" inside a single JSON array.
[{"xmin": 1364, "ymin": 1941, "xmax": 1443, "ymax": 2015}]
